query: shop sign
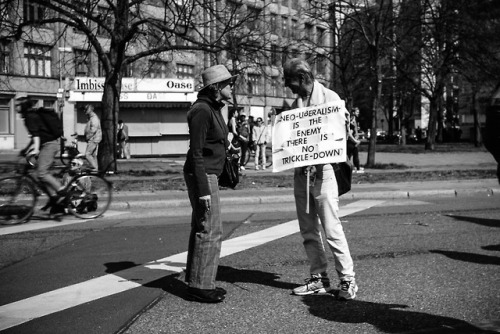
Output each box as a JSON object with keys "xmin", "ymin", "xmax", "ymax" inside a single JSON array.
[{"xmin": 73, "ymin": 77, "xmax": 195, "ymax": 93}]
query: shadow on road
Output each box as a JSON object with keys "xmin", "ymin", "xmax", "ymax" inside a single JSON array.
[
  {"xmin": 216, "ymin": 265, "xmax": 296, "ymax": 290},
  {"xmin": 301, "ymin": 295, "xmax": 487, "ymax": 333},
  {"xmin": 430, "ymin": 250, "xmax": 500, "ymax": 266},
  {"xmin": 447, "ymin": 215, "xmax": 500, "ymax": 228}
]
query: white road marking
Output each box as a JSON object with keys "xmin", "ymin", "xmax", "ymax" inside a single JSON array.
[
  {"xmin": 0, "ymin": 200, "xmax": 384, "ymax": 330},
  {"xmin": 0, "ymin": 211, "xmax": 128, "ymax": 236}
]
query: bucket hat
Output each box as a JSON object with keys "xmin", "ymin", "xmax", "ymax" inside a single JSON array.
[{"xmin": 200, "ymin": 65, "xmax": 237, "ymax": 91}]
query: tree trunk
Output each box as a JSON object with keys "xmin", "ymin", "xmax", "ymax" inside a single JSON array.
[
  {"xmin": 366, "ymin": 65, "xmax": 382, "ymax": 167},
  {"xmin": 472, "ymin": 89, "xmax": 482, "ymax": 147},
  {"xmin": 425, "ymin": 96, "xmax": 438, "ymax": 150},
  {"xmin": 98, "ymin": 75, "xmax": 121, "ymax": 173}
]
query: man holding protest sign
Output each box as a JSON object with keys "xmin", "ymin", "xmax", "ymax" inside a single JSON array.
[{"xmin": 279, "ymin": 58, "xmax": 357, "ymax": 300}]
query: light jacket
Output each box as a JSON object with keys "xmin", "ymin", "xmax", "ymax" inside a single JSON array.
[
  {"xmin": 252, "ymin": 124, "xmax": 269, "ymax": 144},
  {"xmin": 85, "ymin": 112, "xmax": 102, "ymax": 143}
]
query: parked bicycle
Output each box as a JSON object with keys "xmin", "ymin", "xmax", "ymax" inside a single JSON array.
[{"xmin": 0, "ymin": 153, "xmax": 112, "ymax": 225}]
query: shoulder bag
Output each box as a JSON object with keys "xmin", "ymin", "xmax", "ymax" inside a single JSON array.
[
  {"xmin": 333, "ymin": 161, "xmax": 353, "ymax": 196},
  {"xmin": 219, "ymin": 152, "xmax": 240, "ymax": 189}
]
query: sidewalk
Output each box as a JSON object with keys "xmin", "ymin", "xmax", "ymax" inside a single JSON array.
[
  {"xmin": 2, "ymin": 149, "xmax": 498, "ymax": 209},
  {"xmin": 107, "ymin": 150, "xmax": 497, "ymax": 209}
]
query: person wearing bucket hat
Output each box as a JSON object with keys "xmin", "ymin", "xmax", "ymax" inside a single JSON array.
[{"xmin": 183, "ymin": 64, "xmax": 236, "ymax": 303}]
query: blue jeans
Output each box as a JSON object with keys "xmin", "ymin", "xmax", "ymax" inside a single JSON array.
[
  {"xmin": 37, "ymin": 139, "xmax": 62, "ymax": 197},
  {"xmin": 294, "ymin": 164, "xmax": 355, "ymax": 281},
  {"xmin": 184, "ymin": 173, "xmax": 222, "ymax": 289}
]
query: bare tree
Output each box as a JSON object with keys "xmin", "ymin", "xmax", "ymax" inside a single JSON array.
[
  {"xmin": 326, "ymin": 0, "xmax": 397, "ymax": 167},
  {"xmin": 1, "ymin": 0, "xmax": 245, "ymax": 170}
]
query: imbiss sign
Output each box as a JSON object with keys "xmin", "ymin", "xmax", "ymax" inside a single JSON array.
[{"xmin": 73, "ymin": 77, "xmax": 195, "ymax": 93}]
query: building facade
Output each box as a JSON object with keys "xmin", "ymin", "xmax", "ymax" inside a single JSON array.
[{"xmin": 0, "ymin": 0, "xmax": 334, "ymax": 155}]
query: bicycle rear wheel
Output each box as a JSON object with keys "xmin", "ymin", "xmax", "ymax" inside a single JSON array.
[
  {"xmin": 0, "ymin": 177, "xmax": 37, "ymax": 225},
  {"xmin": 66, "ymin": 174, "xmax": 112, "ymax": 219}
]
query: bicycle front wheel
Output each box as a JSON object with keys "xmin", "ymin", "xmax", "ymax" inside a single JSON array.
[
  {"xmin": 0, "ymin": 177, "xmax": 37, "ymax": 225},
  {"xmin": 66, "ymin": 174, "xmax": 112, "ymax": 219}
]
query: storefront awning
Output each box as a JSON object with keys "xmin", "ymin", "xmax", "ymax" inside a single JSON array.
[{"xmin": 68, "ymin": 91, "xmax": 197, "ymax": 103}]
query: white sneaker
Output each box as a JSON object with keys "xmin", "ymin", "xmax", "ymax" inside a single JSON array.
[
  {"xmin": 337, "ymin": 279, "xmax": 358, "ymax": 300},
  {"xmin": 262, "ymin": 166, "xmax": 266, "ymax": 170},
  {"xmin": 255, "ymin": 166, "xmax": 259, "ymax": 170},
  {"xmin": 292, "ymin": 273, "xmax": 332, "ymax": 295},
  {"xmin": 240, "ymin": 166, "xmax": 245, "ymax": 171}
]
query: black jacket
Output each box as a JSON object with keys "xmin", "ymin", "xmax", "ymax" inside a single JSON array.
[
  {"xmin": 184, "ymin": 94, "xmax": 229, "ymax": 197},
  {"xmin": 24, "ymin": 108, "xmax": 62, "ymax": 144}
]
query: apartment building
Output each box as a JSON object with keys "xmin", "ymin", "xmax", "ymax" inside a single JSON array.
[{"xmin": 0, "ymin": 0, "xmax": 333, "ymax": 155}]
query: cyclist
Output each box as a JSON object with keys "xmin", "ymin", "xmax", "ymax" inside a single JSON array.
[{"xmin": 15, "ymin": 95, "xmax": 66, "ymax": 208}]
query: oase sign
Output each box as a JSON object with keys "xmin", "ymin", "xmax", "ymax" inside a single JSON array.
[{"xmin": 73, "ymin": 77, "xmax": 195, "ymax": 93}]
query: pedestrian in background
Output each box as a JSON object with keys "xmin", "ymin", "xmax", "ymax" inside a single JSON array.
[
  {"xmin": 252, "ymin": 117, "xmax": 268, "ymax": 170},
  {"xmin": 283, "ymin": 58, "xmax": 358, "ymax": 300},
  {"xmin": 117, "ymin": 120, "xmax": 131, "ymax": 159},
  {"xmin": 183, "ymin": 64, "xmax": 236, "ymax": 303},
  {"xmin": 236, "ymin": 113, "xmax": 250, "ymax": 170},
  {"xmin": 84, "ymin": 104, "xmax": 101, "ymax": 171},
  {"xmin": 348, "ymin": 107, "xmax": 363, "ymax": 173}
]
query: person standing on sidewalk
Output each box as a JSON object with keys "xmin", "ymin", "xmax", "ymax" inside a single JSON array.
[
  {"xmin": 117, "ymin": 120, "xmax": 131, "ymax": 159},
  {"xmin": 236, "ymin": 113, "xmax": 250, "ymax": 170},
  {"xmin": 183, "ymin": 64, "xmax": 236, "ymax": 303},
  {"xmin": 84, "ymin": 104, "xmax": 102, "ymax": 171},
  {"xmin": 283, "ymin": 58, "xmax": 358, "ymax": 300},
  {"xmin": 348, "ymin": 107, "xmax": 364, "ymax": 173},
  {"xmin": 252, "ymin": 117, "xmax": 268, "ymax": 170}
]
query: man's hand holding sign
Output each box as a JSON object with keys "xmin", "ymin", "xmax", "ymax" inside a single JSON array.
[{"xmin": 272, "ymin": 101, "xmax": 347, "ymax": 172}]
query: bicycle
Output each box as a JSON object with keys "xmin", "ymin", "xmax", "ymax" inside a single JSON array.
[{"xmin": 0, "ymin": 154, "xmax": 113, "ymax": 225}]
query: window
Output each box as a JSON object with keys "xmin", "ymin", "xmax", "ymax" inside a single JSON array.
[
  {"xmin": 0, "ymin": 99, "xmax": 10, "ymax": 134},
  {"xmin": 291, "ymin": 19, "xmax": 299, "ymax": 39},
  {"xmin": 23, "ymin": 0, "xmax": 45, "ymax": 22},
  {"xmin": 281, "ymin": 16, "xmax": 288, "ymax": 38},
  {"xmin": 149, "ymin": 60, "xmax": 169, "ymax": 78},
  {"xmin": 97, "ymin": 54, "xmax": 109, "ymax": 77},
  {"xmin": 0, "ymin": 41, "xmax": 10, "ymax": 74},
  {"xmin": 281, "ymin": 46, "xmax": 289, "ymax": 65},
  {"xmin": 74, "ymin": 49, "xmax": 91, "ymax": 76},
  {"xmin": 43, "ymin": 100, "xmax": 56, "ymax": 109},
  {"xmin": 175, "ymin": 24, "xmax": 195, "ymax": 47},
  {"xmin": 23, "ymin": 43, "xmax": 52, "ymax": 77},
  {"xmin": 270, "ymin": 78, "xmax": 279, "ymax": 96},
  {"xmin": 247, "ymin": 7, "xmax": 261, "ymax": 30},
  {"xmin": 270, "ymin": 13, "xmax": 278, "ymax": 31},
  {"xmin": 121, "ymin": 63, "xmax": 133, "ymax": 77},
  {"xmin": 317, "ymin": 27, "xmax": 326, "ymax": 46},
  {"xmin": 271, "ymin": 44, "xmax": 280, "ymax": 66},
  {"xmin": 148, "ymin": 21, "xmax": 167, "ymax": 46},
  {"xmin": 177, "ymin": 63, "xmax": 194, "ymax": 79},
  {"xmin": 304, "ymin": 23, "xmax": 314, "ymax": 42},
  {"xmin": 317, "ymin": 55, "xmax": 328, "ymax": 76},
  {"xmin": 227, "ymin": 0, "xmax": 243, "ymax": 23},
  {"xmin": 248, "ymin": 74, "xmax": 260, "ymax": 95},
  {"xmin": 97, "ymin": 7, "xmax": 113, "ymax": 37}
]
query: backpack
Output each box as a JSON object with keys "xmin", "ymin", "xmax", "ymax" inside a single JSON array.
[
  {"xmin": 38, "ymin": 108, "xmax": 63, "ymax": 138},
  {"xmin": 237, "ymin": 120, "xmax": 249, "ymax": 138}
]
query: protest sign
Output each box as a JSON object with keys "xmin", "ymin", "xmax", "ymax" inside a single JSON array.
[{"xmin": 272, "ymin": 100, "xmax": 347, "ymax": 172}]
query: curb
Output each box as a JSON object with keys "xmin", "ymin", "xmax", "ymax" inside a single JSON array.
[{"xmin": 109, "ymin": 186, "xmax": 500, "ymax": 210}]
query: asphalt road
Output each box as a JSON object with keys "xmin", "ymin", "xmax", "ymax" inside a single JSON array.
[{"xmin": 0, "ymin": 193, "xmax": 499, "ymax": 334}]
